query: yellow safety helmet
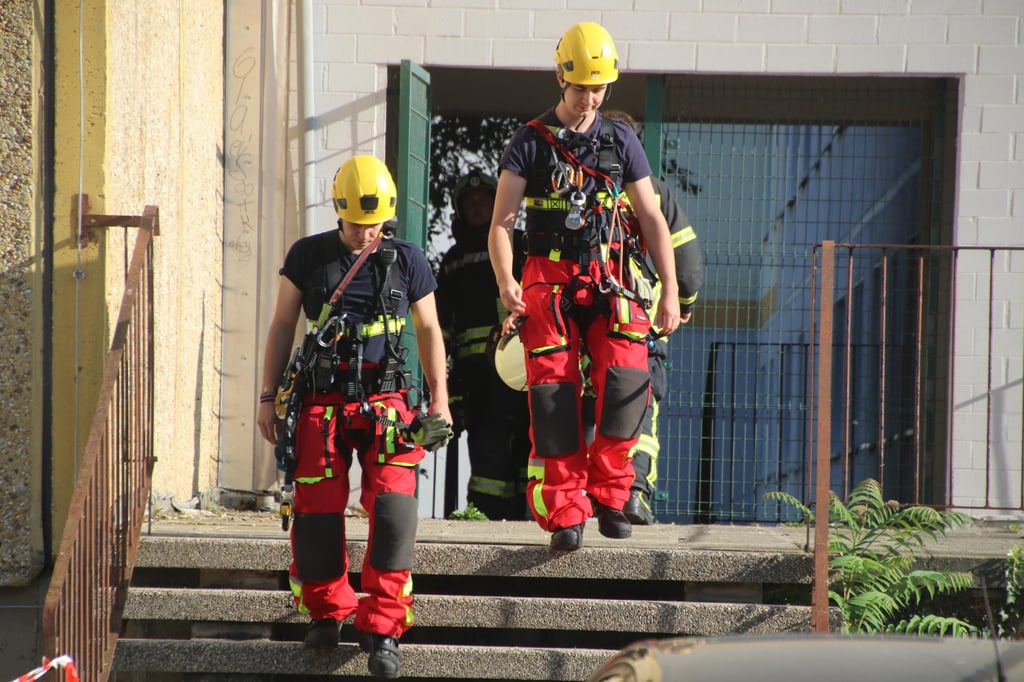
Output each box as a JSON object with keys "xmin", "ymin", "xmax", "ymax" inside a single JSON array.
[
  {"xmin": 554, "ymin": 22, "xmax": 619, "ymax": 85},
  {"xmin": 332, "ymin": 156, "xmax": 398, "ymax": 224}
]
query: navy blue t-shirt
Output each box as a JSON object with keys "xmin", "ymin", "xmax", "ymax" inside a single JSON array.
[
  {"xmin": 280, "ymin": 228, "xmax": 435, "ymax": 364},
  {"xmin": 500, "ymin": 109, "xmax": 652, "ymax": 197}
]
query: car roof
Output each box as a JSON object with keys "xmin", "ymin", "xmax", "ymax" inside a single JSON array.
[{"xmin": 586, "ymin": 634, "xmax": 1024, "ymax": 682}]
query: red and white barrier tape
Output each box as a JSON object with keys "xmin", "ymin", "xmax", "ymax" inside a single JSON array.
[{"xmin": 11, "ymin": 656, "xmax": 79, "ymax": 682}]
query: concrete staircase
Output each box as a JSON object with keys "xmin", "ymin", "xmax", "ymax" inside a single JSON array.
[{"xmin": 110, "ymin": 514, "xmax": 826, "ymax": 681}]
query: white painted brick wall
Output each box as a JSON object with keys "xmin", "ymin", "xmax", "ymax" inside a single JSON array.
[
  {"xmin": 877, "ymin": 15, "xmax": 948, "ymax": 44},
  {"xmin": 765, "ymin": 45, "xmax": 835, "ymax": 72},
  {"xmin": 630, "ymin": 42, "xmax": 697, "ymax": 72},
  {"xmin": 807, "ymin": 16, "xmax": 878, "ymax": 44},
  {"xmin": 737, "ymin": 14, "xmax": 807, "ymax": 43},
  {"xmin": 963, "ymin": 75, "xmax": 1016, "ymax": 105},
  {"xmin": 304, "ymin": 1, "xmax": 1024, "ymax": 515},
  {"xmin": 837, "ymin": 44, "xmax": 905, "ymax": 71},
  {"xmin": 911, "ymin": 0, "xmax": 982, "ymax": 16},
  {"xmin": 669, "ymin": 14, "xmax": 737, "ymax": 42},
  {"xmin": 774, "ymin": 0, "xmax": 840, "ymax": 13},
  {"xmin": 906, "ymin": 44, "xmax": 977, "ymax": 72},
  {"xmin": 960, "ymin": 132, "xmax": 1013, "ymax": 164},
  {"xmin": 465, "ymin": 10, "xmax": 532, "ymax": 39},
  {"xmin": 396, "ymin": 8, "xmax": 464, "ymax": 37},
  {"xmin": 983, "ymin": 103, "xmax": 1024, "ymax": 133},
  {"xmin": 949, "ymin": 16, "xmax": 1019, "ymax": 45}
]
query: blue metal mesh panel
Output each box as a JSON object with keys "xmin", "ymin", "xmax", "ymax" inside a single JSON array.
[{"xmin": 654, "ymin": 83, "xmax": 945, "ymax": 523}]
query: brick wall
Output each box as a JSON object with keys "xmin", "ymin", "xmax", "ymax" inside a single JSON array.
[{"xmin": 306, "ymin": 1, "xmax": 1023, "ymax": 513}]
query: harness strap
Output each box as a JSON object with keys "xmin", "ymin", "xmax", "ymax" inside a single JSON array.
[
  {"xmin": 525, "ymin": 118, "xmax": 651, "ymax": 309},
  {"xmin": 522, "ymin": 231, "xmax": 593, "ymax": 258},
  {"xmin": 523, "ymin": 194, "xmax": 617, "ymax": 211},
  {"xmin": 525, "ymin": 119, "xmax": 619, "ymax": 190}
]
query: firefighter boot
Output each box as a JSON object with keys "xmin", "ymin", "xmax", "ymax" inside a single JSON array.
[
  {"xmin": 304, "ymin": 618, "xmax": 341, "ymax": 648},
  {"xmin": 623, "ymin": 489, "xmax": 655, "ymax": 525},
  {"xmin": 594, "ymin": 501, "xmax": 632, "ymax": 539},
  {"xmin": 550, "ymin": 523, "xmax": 584, "ymax": 551},
  {"xmin": 359, "ymin": 630, "xmax": 401, "ymax": 679}
]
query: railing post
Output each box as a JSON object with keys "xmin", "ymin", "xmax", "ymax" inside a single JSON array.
[{"xmin": 812, "ymin": 240, "xmax": 835, "ymax": 632}]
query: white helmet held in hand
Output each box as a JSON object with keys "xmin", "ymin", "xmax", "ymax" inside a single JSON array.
[{"xmin": 492, "ymin": 328, "xmax": 528, "ymax": 392}]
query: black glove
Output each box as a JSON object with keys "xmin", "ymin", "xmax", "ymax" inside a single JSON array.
[{"xmin": 406, "ymin": 412, "xmax": 454, "ymax": 452}]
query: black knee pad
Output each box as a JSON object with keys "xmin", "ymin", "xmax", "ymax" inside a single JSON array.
[
  {"xmin": 293, "ymin": 512, "xmax": 346, "ymax": 581},
  {"xmin": 599, "ymin": 366, "xmax": 650, "ymax": 440},
  {"xmin": 529, "ymin": 382, "xmax": 580, "ymax": 456},
  {"xmin": 370, "ymin": 492, "xmax": 418, "ymax": 571}
]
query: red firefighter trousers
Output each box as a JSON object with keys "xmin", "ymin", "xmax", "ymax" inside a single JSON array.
[
  {"xmin": 518, "ymin": 254, "xmax": 651, "ymax": 532},
  {"xmin": 287, "ymin": 390, "xmax": 423, "ymax": 639}
]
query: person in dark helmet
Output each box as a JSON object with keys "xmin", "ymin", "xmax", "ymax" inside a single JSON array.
[
  {"xmin": 256, "ymin": 155, "xmax": 452, "ymax": 679},
  {"xmin": 436, "ymin": 170, "xmax": 531, "ymax": 520},
  {"xmin": 488, "ymin": 22, "xmax": 681, "ymax": 551}
]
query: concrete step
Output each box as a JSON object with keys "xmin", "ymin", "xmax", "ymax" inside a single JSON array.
[
  {"xmin": 125, "ymin": 587, "xmax": 817, "ymax": 636},
  {"xmin": 113, "ymin": 639, "xmax": 610, "ymax": 680},
  {"xmin": 133, "ymin": 534, "xmax": 815, "ymax": 585},
  {"xmin": 113, "ymin": 518, "xmax": 881, "ymax": 680}
]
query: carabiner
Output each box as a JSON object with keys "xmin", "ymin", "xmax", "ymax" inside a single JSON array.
[{"xmin": 550, "ymin": 162, "xmax": 573, "ymax": 195}]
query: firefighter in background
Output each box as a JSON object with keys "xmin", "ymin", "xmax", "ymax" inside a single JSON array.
[
  {"xmin": 436, "ymin": 171, "xmax": 531, "ymax": 520},
  {"xmin": 256, "ymin": 156, "xmax": 452, "ymax": 679},
  {"xmin": 587, "ymin": 110, "xmax": 704, "ymax": 525},
  {"xmin": 488, "ymin": 22, "xmax": 682, "ymax": 551}
]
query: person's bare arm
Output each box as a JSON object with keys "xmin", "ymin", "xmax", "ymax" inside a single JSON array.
[
  {"xmin": 410, "ymin": 291, "xmax": 452, "ymax": 424},
  {"xmin": 489, "ymin": 170, "xmax": 528, "ymax": 329},
  {"xmin": 256, "ymin": 277, "xmax": 303, "ymax": 445},
  {"xmin": 625, "ymin": 176, "xmax": 681, "ymax": 335}
]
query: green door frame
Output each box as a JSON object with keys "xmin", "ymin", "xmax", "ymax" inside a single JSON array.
[
  {"xmin": 644, "ymin": 74, "xmax": 664, "ymax": 177},
  {"xmin": 395, "ymin": 60, "xmax": 431, "ymax": 392},
  {"xmin": 396, "ymin": 60, "xmax": 431, "ymax": 251}
]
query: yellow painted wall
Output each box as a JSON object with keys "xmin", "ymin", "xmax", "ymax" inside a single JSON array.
[
  {"xmin": 50, "ymin": 0, "xmax": 109, "ymax": 548},
  {"xmin": 46, "ymin": 0, "xmax": 225, "ymax": 550},
  {"xmin": 102, "ymin": 1, "xmax": 225, "ymax": 504}
]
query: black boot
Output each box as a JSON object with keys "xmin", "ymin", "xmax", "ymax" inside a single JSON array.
[
  {"xmin": 550, "ymin": 523, "xmax": 584, "ymax": 551},
  {"xmin": 623, "ymin": 489, "xmax": 655, "ymax": 525},
  {"xmin": 304, "ymin": 618, "xmax": 341, "ymax": 648},
  {"xmin": 359, "ymin": 630, "xmax": 401, "ymax": 679},
  {"xmin": 594, "ymin": 501, "xmax": 632, "ymax": 539}
]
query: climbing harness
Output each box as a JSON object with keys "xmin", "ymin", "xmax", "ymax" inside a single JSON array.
[{"xmin": 525, "ymin": 118, "xmax": 653, "ymax": 311}]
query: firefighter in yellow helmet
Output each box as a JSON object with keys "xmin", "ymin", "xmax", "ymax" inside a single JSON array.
[
  {"xmin": 488, "ymin": 22, "xmax": 682, "ymax": 551},
  {"xmin": 257, "ymin": 155, "xmax": 452, "ymax": 678}
]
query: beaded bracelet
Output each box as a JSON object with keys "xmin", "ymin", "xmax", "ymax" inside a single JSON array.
[{"xmin": 259, "ymin": 392, "xmax": 276, "ymax": 404}]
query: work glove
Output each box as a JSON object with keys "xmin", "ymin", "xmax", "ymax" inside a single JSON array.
[{"xmin": 406, "ymin": 412, "xmax": 454, "ymax": 452}]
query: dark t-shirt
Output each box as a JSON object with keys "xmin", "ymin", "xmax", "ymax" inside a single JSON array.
[
  {"xmin": 280, "ymin": 228, "xmax": 435, "ymax": 364},
  {"xmin": 499, "ymin": 109, "xmax": 653, "ymax": 197}
]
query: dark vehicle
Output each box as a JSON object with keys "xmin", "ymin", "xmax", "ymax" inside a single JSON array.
[{"xmin": 587, "ymin": 634, "xmax": 1024, "ymax": 682}]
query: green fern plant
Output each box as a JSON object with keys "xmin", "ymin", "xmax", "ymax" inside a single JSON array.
[
  {"xmin": 994, "ymin": 545, "xmax": 1024, "ymax": 640},
  {"xmin": 448, "ymin": 502, "xmax": 489, "ymax": 521},
  {"xmin": 766, "ymin": 478, "xmax": 976, "ymax": 636}
]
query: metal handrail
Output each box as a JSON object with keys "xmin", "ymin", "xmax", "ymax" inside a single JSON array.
[
  {"xmin": 41, "ymin": 204, "xmax": 158, "ymax": 681},
  {"xmin": 808, "ymin": 240, "xmax": 1024, "ymax": 631}
]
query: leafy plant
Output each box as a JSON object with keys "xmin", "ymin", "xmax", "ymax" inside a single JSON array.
[
  {"xmin": 427, "ymin": 115, "xmax": 521, "ymax": 270},
  {"xmin": 993, "ymin": 545, "xmax": 1024, "ymax": 640},
  {"xmin": 448, "ymin": 502, "xmax": 489, "ymax": 521},
  {"xmin": 767, "ymin": 478, "xmax": 976, "ymax": 636}
]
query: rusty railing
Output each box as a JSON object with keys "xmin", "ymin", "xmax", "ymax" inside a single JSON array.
[
  {"xmin": 41, "ymin": 201, "xmax": 158, "ymax": 680},
  {"xmin": 809, "ymin": 240, "xmax": 1024, "ymax": 631}
]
